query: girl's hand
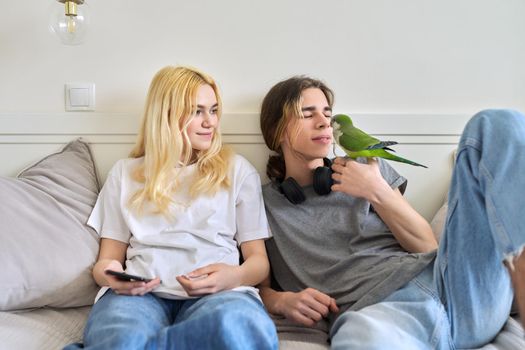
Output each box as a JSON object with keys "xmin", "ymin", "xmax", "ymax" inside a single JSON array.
[
  {"xmin": 331, "ymin": 157, "xmax": 389, "ymax": 201},
  {"xmin": 176, "ymin": 263, "xmax": 242, "ymax": 296},
  {"xmin": 277, "ymin": 288, "xmax": 339, "ymax": 327},
  {"xmin": 103, "ymin": 260, "xmax": 161, "ymax": 296}
]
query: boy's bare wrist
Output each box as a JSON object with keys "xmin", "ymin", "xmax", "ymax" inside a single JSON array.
[
  {"xmin": 271, "ymin": 290, "xmax": 290, "ymax": 316},
  {"xmin": 367, "ymin": 181, "xmax": 393, "ymax": 205}
]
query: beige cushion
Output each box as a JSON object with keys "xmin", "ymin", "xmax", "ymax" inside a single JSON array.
[
  {"xmin": 430, "ymin": 150, "xmax": 456, "ymax": 242},
  {"xmin": 0, "ymin": 139, "xmax": 100, "ymax": 310},
  {"xmin": 430, "ymin": 201, "xmax": 448, "ymax": 242}
]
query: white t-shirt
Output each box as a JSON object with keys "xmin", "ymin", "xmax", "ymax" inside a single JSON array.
[{"xmin": 88, "ymin": 154, "xmax": 270, "ymax": 301}]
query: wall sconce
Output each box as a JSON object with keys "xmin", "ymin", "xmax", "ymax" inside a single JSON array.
[{"xmin": 49, "ymin": 0, "xmax": 90, "ymax": 45}]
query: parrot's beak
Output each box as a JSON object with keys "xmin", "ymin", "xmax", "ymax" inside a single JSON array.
[{"xmin": 330, "ymin": 119, "xmax": 338, "ymax": 130}]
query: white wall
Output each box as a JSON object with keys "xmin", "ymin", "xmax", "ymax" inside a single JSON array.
[
  {"xmin": 0, "ymin": 1, "xmax": 523, "ymax": 219},
  {"xmin": 1, "ymin": 0, "xmax": 523, "ymax": 114}
]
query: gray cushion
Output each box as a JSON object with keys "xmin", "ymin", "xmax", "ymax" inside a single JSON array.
[{"xmin": 0, "ymin": 139, "xmax": 100, "ymax": 310}]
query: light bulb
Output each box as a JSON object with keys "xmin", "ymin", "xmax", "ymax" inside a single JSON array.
[
  {"xmin": 67, "ymin": 16, "xmax": 77, "ymax": 34},
  {"xmin": 49, "ymin": 0, "xmax": 90, "ymax": 46}
]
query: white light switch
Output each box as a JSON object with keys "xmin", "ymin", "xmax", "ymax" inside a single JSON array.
[
  {"xmin": 70, "ymin": 88, "xmax": 89, "ymax": 106},
  {"xmin": 65, "ymin": 83, "xmax": 95, "ymax": 111}
]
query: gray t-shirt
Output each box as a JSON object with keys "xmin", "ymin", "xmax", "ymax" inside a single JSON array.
[{"xmin": 263, "ymin": 158, "xmax": 436, "ymax": 319}]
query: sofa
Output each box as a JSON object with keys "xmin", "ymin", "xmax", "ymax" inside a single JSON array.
[{"xmin": 1, "ymin": 139, "xmax": 523, "ymax": 349}]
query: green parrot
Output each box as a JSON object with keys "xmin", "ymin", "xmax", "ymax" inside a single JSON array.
[{"xmin": 331, "ymin": 114, "xmax": 428, "ymax": 168}]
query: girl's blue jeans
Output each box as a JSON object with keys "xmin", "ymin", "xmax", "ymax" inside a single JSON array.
[
  {"xmin": 64, "ymin": 290, "xmax": 278, "ymax": 350},
  {"xmin": 331, "ymin": 109, "xmax": 525, "ymax": 349}
]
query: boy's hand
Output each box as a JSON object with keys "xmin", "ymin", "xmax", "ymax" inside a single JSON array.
[{"xmin": 277, "ymin": 288, "xmax": 339, "ymax": 327}]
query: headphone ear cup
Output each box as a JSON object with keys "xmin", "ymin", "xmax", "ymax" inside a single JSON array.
[
  {"xmin": 313, "ymin": 166, "xmax": 334, "ymax": 196},
  {"xmin": 280, "ymin": 177, "xmax": 306, "ymax": 205}
]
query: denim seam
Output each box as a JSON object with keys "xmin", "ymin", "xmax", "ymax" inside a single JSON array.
[
  {"xmin": 412, "ymin": 276, "xmax": 454, "ymax": 349},
  {"xmin": 463, "ymin": 136, "xmax": 481, "ymax": 150},
  {"xmin": 480, "ymin": 157, "xmax": 517, "ymax": 260},
  {"xmin": 413, "ymin": 274, "xmax": 440, "ymax": 302}
]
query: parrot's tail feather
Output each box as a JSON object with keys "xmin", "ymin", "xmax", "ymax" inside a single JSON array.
[
  {"xmin": 343, "ymin": 149, "xmax": 428, "ymax": 168},
  {"xmin": 384, "ymin": 153, "xmax": 428, "ymax": 168},
  {"xmin": 383, "ymin": 147, "xmax": 396, "ymax": 152},
  {"xmin": 396, "ymin": 158, "xmax": 428, "ymax": 168},
  {"xmin": 351, "ymin": 149, "xmax": 428, "ymax": 168}
]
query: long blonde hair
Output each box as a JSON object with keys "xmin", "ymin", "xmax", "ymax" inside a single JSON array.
[{"xmin": 129, "ymin": 66, "xmax": 232, "ymax": 216}]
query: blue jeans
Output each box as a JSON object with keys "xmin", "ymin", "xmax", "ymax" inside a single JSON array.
[
  {"xmin": 64, "ymin": 290, "xmax": 278, "ymax": 350},
  {"xmin": 331, "ymin": 109, "xmax": 525, "ymax": 350}
]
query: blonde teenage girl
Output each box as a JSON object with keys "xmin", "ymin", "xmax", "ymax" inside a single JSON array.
[{"xmin": 65, "ymin": 66, "xmax": 278, "ymax": 350}]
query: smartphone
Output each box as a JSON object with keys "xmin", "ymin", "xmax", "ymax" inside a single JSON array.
[{"xmin": 105, "ymin": 270, "xmax": 152, "ymax": 282}]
